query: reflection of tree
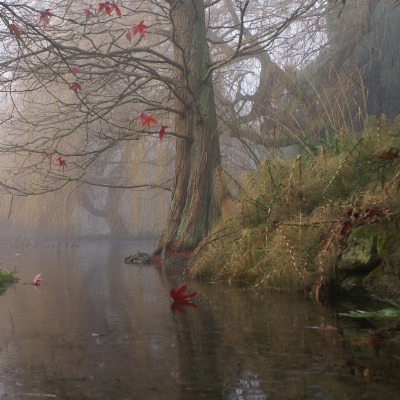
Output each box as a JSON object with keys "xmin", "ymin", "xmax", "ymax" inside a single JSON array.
[
  {"xmin": 173, "ymin": 304, "xmax": 224, "ymax": 399},
  {"xmin": 223, "ymin": 368, "xmax": 268, "ymax": 400},
  {"xmin": 170, "ymin": 284, "xmax": 363, "ymax": 399}
]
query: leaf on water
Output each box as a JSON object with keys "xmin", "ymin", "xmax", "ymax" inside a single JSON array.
[
  {"xmin": 305, "ymin": 325, "xmax": 338, "ymax": 331},
  {"xmin": 32, "ymin": 272, "xmax": 43, "ymax": 285},
  {"xmin": 170, "ymin": 283, "xmax": 198, "ymax": 301}
]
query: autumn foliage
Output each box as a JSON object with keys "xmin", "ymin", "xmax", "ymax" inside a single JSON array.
[
  {"xmin": 98, "ymin": 2, "xmax": 121, "ymax": 17},
  {"xmin": 170, "ymin": 283, "xmax": 198, "ymax": 315},
  {"xmin": 8, "ymin": 5, "xmax": 166, "ymax": 144},
  {"xmin": 126, "ymin": 21, "xmax": 149, "ymax": 40},
  {"xmin": 170, "ymin": 283, "xmax": 198, "ymax": 302}
]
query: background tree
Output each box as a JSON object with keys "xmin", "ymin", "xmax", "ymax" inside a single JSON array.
[{"xmin": 213, "ymin": 0, "xmax": 400, "ymax": 170}]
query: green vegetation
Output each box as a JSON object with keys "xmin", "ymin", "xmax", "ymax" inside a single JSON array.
[
  {"xmin": 339, "ymin": 297, "xmax": 400, "ymax": 329},
  {"xmin": 0, "ymin": 266, "xmax": 19, "ymax": 293},
  {"xmin": 189, "ymin": 115, "xmax": 400, "ymax": 299}
]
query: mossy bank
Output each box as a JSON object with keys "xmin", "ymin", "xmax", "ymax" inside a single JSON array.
[{"xmin": 188, "ymin": 115, "xmax": 400, "ymax": 301}]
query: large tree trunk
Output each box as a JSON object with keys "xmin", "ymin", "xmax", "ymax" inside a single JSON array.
[{"xmin": 154, "ymin": 0, "xmax": 222, "ymax": 254}]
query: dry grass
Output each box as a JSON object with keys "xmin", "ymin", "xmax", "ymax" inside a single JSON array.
[{"xmin": 189, "ymin": 115, "xmax": 400, "ymax": 297}]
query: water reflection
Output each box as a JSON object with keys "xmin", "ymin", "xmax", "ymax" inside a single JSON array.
[{"xmin": 0, "ymin": 240, "xmax": 398, "ymax": 399}]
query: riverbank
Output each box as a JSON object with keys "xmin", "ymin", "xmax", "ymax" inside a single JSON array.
[{"xmin": 188, "ymin": 115, "xmax": 400, "ymax": 302}]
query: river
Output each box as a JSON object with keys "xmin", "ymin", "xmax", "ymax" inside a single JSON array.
[{"xmin": 0, "ymin": 240, "xmax": 398, "ymax": 399}]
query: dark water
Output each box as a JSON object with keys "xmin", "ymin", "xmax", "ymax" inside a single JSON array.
[{"xmin": 0, "ymin": 240, "xmax": 399, "ymax": 400}]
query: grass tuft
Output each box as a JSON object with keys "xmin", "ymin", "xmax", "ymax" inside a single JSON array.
[{"xmin": 0, "ymin": 266, "xmax": 19, "ymax": 287}]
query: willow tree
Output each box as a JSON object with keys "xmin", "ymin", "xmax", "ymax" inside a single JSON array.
[{"xmin": 0, "ymin": 0, "xmax": 319, "ymax": 253}]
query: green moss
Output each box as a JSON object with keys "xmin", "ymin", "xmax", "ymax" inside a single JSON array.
[
  {"xmin": 338, "ymin": 225, "xmax": 380, "ymax": 272},
  {"xmin": 377, "ymin": 212, "xmax": 400, "ymax": 275},
  {"xmin": 339, "ymin": 297, "xmax": 400, "ymax": 329}
]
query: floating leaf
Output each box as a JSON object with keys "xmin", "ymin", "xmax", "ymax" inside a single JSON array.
[
  {"xmin": 170, "ymin": 283, "xmax": 198, "ymax": 302},
  {"xmin": 32, "ymin": 272, "xmax": 43, "ymax": 286}
]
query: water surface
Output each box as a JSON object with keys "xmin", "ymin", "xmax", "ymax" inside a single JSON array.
[{"xmin": 0, "ymin": 240, "xmax": 399, "ymax": 399}]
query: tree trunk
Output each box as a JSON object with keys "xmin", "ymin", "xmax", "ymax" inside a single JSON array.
[{"xmin": 154, "ymin": 0, "xmax": 222, "ymax": 254}]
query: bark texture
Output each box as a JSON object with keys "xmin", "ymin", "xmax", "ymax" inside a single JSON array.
[{"xmin": 154, "ymin": 0, "xmax": 222, "ymax": 254}]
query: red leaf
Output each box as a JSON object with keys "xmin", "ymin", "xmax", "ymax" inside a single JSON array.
[
  {"xmin": 39, "ymin": 9, "xmax": 52, "ymax": 29},
  {"xmin": 126, "ymin": 20, "xmax": 149, "ymax": 40},
  {"xmin": 32, "ymin": 272, "xmax": 43, "ymax": 286},
  {"xmin": 69, "ymin": 66, "xmax": 80, "ymax": 75},
  {"xmin": 113, "ymin": 3, "xmax": 122, "ymax": 17},
  {"xmin": 376, "ymin": 148, "xmax": 400, "ymax": 160},
  {"xmin": 32, "ymin": 272, "xmax": 48, "ymax": 286},
  {"xmin": 126, "ymin": 29, "xmax": 133, "ymax": 42},
  {"xmin": 83, "ymin": 8, "xmax": 95, "ymax": 19},
  {"xmin": 9, "ymin": 23, "xmax": 21, "ymax": 39},
  {"xmin": 339, "ymin": 220, "xmax": 352, "ymax": 235},
  {"xmin": 98, "ymin": 3, "xmax": 106, "ymax": 13},
  {"xmin": 136, "ymin": 112, "xmax": 157, "ymax": 129},
  {"xmin": 55, "ymin": 156, "xmax": 67, "ymax": 172},
  {"xmin": 362, "ymin": 208, "xmax": 379, "ymax": 220},
  {"xmin": 170, "ymin": 283, "xmax": 198, "ymax": 302},
  {"xmin": 70, "ymin": 81, "xmax": 82, "ymax": 92},
  {"xmin": 159, "ymin": 125, "xmax": 168, "ymax": 141},
  {"xmin": 98, "ymin": 2, "xmax": 121, "ymax": 16}
]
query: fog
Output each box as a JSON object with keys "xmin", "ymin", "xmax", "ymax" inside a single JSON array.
[{"xmin": 0, "ymin": 0, "xmax": 399, "ymax": 244}]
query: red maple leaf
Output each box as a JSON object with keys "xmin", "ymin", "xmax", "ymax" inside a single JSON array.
[
  {"xmin": 69, "ymin": 66, "xmax": 80, "ymax": 76},
  {"xmin": 159, "ymin": 125, "xmax": 168, "ymax": 141},
  {"xmin": 98, "ymin": 2, "xmax": 111, "ymax": 14},
  {"xmin": 31, "ymin": 272, "xmax": 48, "ymax": 286},
  {"xmin": 98, "ymin": 2, "xmax": 121, "ymax": 17},
  {"xmin": 136, "ymin": 112, "xmax": 157, "ymax": 129},
  {"xmin": 32, "ymin": 272, "xmax": 43, "ymax": 286},
  {"xmin": 70, "ymin": 81, "xmax": 82, "ymax": 92},
  {"xmin": 113, "ymin": 3, "xmax": 122, "ymax": 17},
  {"xmin": 126, "ymin": 20, "xmax": 149, "ymax": 41},
  {"xmin": 83, "ymin": 8, "xmax": 95, "ymax": 19},
  {"xmin": 170, "ymin": 283, "xmax": 198, "ymax": 302},
  {"xmin": 55, "ymin": 156, "xmax": 67, "ymax": 171},
  {"xmin": 9, "ymin": 23, "xmax": 22, "ymax": 39},
  {"xmin": 39, "ymin": 9, "xmax": 52, "ymax": 29}
]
